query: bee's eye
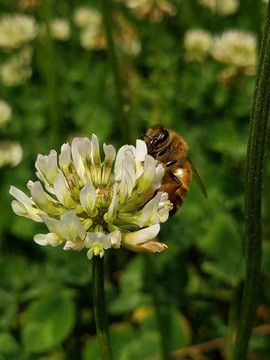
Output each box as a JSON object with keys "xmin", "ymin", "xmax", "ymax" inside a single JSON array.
[{"xmin": 155, "ymin": 130, "xmax": 169, "ymax": 147}]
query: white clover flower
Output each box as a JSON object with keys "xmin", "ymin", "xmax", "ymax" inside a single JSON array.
[
  {"xmin": 0, "ymin": 47, "xmax": 32, "ymax": 87},
  {"xmin": 0, "ymin": 14, "xmax": 38, "ymax": 50},
  {"xmin": 0, "ymin": 141, "xmax": 23, "ymax": 168},
  {"xmin": 184, "ymin": 29, "xmax": 213, "ymax": 62},
  {"xmin": 0, "ymin": 99, "xmax": 12, "ymax": 127},
  {"xmin": 10, "ymin": 135, "xmax": 172, "ymax": 259},
  {"xmin": 49, "ymin": 18, "xmax": 70, "ymax": 41},
  {"xmin": 212, "ymin": 30, "xmax": 257, "ymax": 70},
  {"xmin": 0, "ymin": 57, "xmax": 32, "ymax": 87},
  {"xmin": 80, "ymin": 27, "xmax": 104, "ymax": 51},
  {"xmin": 18, "ymin": 0, "xmax": 41, "ymax": 11},
  {"xmin": 74, "ymin": 7, "xmax": 102, "ymax": 29},
  {"xmin": 78, "ymin": 11, "xmax": 141, "ymax": 57},
  {"xmin": 124, "ymin": 0, "xmax": 177, "ymax": 22},
  {"xmin": 198, "ymin": 0, "xmax": 239, "ymax": 16}
]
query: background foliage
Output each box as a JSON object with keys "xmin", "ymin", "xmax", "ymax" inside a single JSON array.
[{"xmin": 0, "ymin": 0, "xmax": 270, "ymax": 359}]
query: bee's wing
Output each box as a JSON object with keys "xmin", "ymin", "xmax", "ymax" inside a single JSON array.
[{"xmin": 187, "ymin": 156, "xmax": 207, "ymax": 199}]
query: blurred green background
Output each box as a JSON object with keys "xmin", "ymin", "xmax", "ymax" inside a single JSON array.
[{"xmin": 0, "ymin": 0, "xmax": 270, "ymax": 359}]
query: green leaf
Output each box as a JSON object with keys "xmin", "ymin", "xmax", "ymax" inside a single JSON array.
[
  {"xmin": 199, "ymin": 213, "xmax": 244, "ymax": 283},
  {"xmin": 0, "ymin": 333, "xmax": 21, "ymax": 355},
  {"xmin": 109, "ymin": 257, "xmax": 151, "ymax": 314},
  {"xmin": 140, "ymin": 306, "xmax": 191, "ymax": 351},
  {"xmin": 21, "ymin": 293, "xmax": 76, "ymax": 353}
]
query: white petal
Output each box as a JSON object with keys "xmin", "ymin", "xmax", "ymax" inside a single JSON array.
[
  {"xmin": 80, "ymin": 181, "xmax": 96, "ymax": 214},
  {"xmin": 119, "ymin": 169, "xmax": 129, "ymax": 203},
  {"xmin": 103, "ymin": 143, "xmax": 116, "ymax": 161},
  {"xmin": 11, "ymin": 200, "xmax": 27, "ymax": 217},
  {"xmin": 9, "ymin": 186, "xmax": 32, "ymax": 206},
  {"xmin": 102, "ymin": 144, "xmax": 116, "ymax": 184},
  {"xmin": 141, "ymin": 164, "xmax": 165, "ymax": 202},
  {"xmin": 28, "ymin": 181, "xmax": 62, "ymax": 216},
  {"xmin": 91, "ymin": 134, "xmax": 100, "ymax": 164},
  {"xmin": 71, "ymin": 137, "xmax": 91, "ymax": 183},
  {"xmin": 47, "ymin": 233, "xmax": 63, "ymax": 247},
  {"xmin": 46, "ymin": 150, "xmax": 58, "ymax": 183},
  {"xmin": 151, "ymin": 164, "xmax": 165, "ymax": 190},
  {"xmin": 11, "ymin": 200, "xmax": 42, "ymax": 222},
  {"xmin": 35, "ymin": 150, "xmax": 58, "ymax": 185},
  {"xmin": 34, "ymin": 234, "xmax": 49, "ymax": 246},
  {"xmin": 138, "ymin": 155, "xmax": 156, "ymax": 192},
  {"xmin": 135, "ymin": 140, "xmax": 147, "ymax": 161},
  {"xmin": 157, "ymin": 207, "xmax": 169, "ymax": 223},
  {"xmin": 122, "ymin": 151, "xmax": 136, "ymax": 193},
  {"xmin": 59, "ymin": 143, "xmax": 71, "ymax": 169},
  {"xmin": 110, "ymin": 231, "xmax": 121, "ymax": 248},
  {"xmin": 39, "ymin": 214, "xmax": 62, "ymax": 234},
  {"xmin": 60, "ymin": 211, "xmax": 86, "ymax": 241},
  {"xmin": 105, "ymin": 183, "xmax": 118, "ymax": 222},
  {"xmin": 123, "ymin": 224, "xmax": 160, "ymax": 247},
  {"xmin": 114, "ymin": 145, "xmax": 135, "ymax": 180},
  {"xmin": 54, "ymin": 171, "xmax": 76, "ymax": 208},
  {"xmin": 85, "ymin": 232, "xmax": 111, "ymax": 249},
  {"xmin": 63, "ymin": 238, "xmax": 85, "ymax": 251},
  {"xmin": 10, "ymin": 186, "xmax": 43, "ymax": 222},
  {"xmin": 135, "ymin": 192, "xmax": 162, "ymax": 227},
  {"xmin": 87, "ymin": 248, "xmax": 94, "ymax": 259}
]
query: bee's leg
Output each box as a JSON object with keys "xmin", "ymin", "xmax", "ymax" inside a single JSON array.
[
  {"xmin": 169, "ymin": 171, "xmax": 182, "ymax": 186},
  {"xmin": 166, "ymin": 160, "xmax": 178, "ymax": 167},
  {"xmin": 157, "ymin": 148, "xmax": 167, "ymax": 157}
]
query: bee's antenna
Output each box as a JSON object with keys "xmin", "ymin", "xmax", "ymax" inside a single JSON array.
[{"xmin": 141, "ymin": 133, "xmax": 150, "ymax": 139}]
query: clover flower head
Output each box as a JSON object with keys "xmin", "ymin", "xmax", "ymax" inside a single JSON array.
[
  {"xmin": 0, "ymin": 54, "xmax": 32, "ymax": 87},
  {"xmin": 18, "ymin": 0, "xmax": 41, "ymax": 11},
  {"xmin": 10, "ymin": 135, "xmax": 172, "ymax": 259},
  {"xmin": 0, "ymin": 99, "xmax": 12, "ymax": 127},
  {"xmin": 0, "ymin": 14, "xmax": 38, "ymax": 50},
  {"xmin": 198, "ymin": 0, "xmax": 239, "ymax": 16},
  {"xmin": 78, "ymin": 11, "xmax": 141, "ymax": 56},
  {"xmin": 49, "ymin": 18, "xmax": 70, "ymax": 41},
  {"xmin": 184, "ymin": 29, "xmax": 213, "ymax": 62},
  {"xmin": 74, "ymin": 7, "xmax": 102, "ymax": 29},
  {"xmin": 212, "ymin": 30, "xmax": 257, "ymax": 70},
  {"xmin": 80, "ymin": 26, "xmax": 105, "ymax": 51},
  {"xmin": 0, "ymin": 141, "xmax": 23, "ymax": 168},
  {"xmin": 124, "ymin": 0, "xmax": 177, "ymax": 23}
]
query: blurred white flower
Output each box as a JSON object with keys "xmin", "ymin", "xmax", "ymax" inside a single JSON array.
[
  {"xmin": 0, "ymin": 141, "xmax": 23, "ymax": 168},
  {"xmin": 198, "ymin": 0, "xmax": 239, "ymax": 16},
  {"xmin": 10, "ymin": 135, "xmax": 172, "ymax": 259},
  {"xmin": 78, "ymin": 10, "xmax": 141, "ymax": 57},
  {"xmin": 50, "ymin": 18, "xmax": 70, "ymax": 41},
  {"xmin": 74, "ymin": 7, "xmax": 102, "ymax": 29},
  {"xmin": 0, "ymin": 14, "xmax": 38, "ymax": 50},
  {"xmin": 74, "ymin": 7, "xmax": 104, "ymax": 51},
  {"xmin": 18, "ymin": 0, "xmax": 41, "ymax": 11},
  {"xmin": 0, "ymin": 53, "xmax": 32, "ymax": 86},
  {"xmin": 184, "ymin": 29, "xmax": 213, "ymax": 62},
  {"xmin": 212, "ymin": 30, "xmax": 257, "ymax": 71},
  {"xmin": 80, "ymin": 26, "xmax": 105, "ymax": 51},
  {"xmin": 124, "ymin": 0, "xmax": 177, "ymax": 22},
  {"xmin": 0, "ymin": 99, "xmax": 12, "ymax": 127}
]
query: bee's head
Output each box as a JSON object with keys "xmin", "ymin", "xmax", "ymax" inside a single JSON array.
[{"xmin": 144, "ymin": 125, "xmax": 170, "ymax": 153}]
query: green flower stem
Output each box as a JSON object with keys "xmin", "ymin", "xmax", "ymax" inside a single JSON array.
[
  {"xmin": 232, "ymin": 4, "xmax": 270, "ymax": 360},
  {"xmin": 100, "ymin": 0, "xmax": 131, "ymax": 144},
  {"xmin": 92, "ymin": 256, "xmax": 113, "ymax": 360}
]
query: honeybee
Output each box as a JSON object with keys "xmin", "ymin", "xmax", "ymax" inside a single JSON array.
[{"xmin": 144, "ymin": 125, "xmax": 207, "ymax": 215}]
